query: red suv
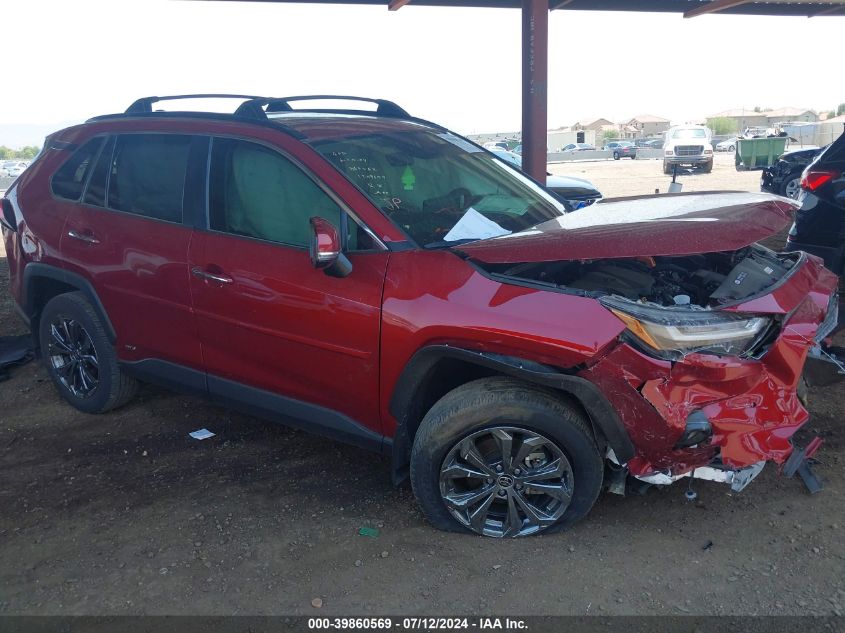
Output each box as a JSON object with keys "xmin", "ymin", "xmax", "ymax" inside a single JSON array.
[{"xmin": 1, "ymin": 95, "xmax": 840, "ymax": 538}]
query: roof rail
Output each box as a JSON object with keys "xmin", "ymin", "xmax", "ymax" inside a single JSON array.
[
  {"xmin": 258, "ymin": 95, "xmax": 411, "ymax": 118},
  {"xmin": 125, "ymin": 94, "xmax": 268, "ymax": 116},
  {"xmin": 124, "ymin": 93, "xmax": 411, "ymax": 120}
]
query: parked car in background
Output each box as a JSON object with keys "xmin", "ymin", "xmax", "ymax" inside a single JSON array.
[
  {"xmin": 716, "ymin": 137, "xmax": 738, "ymax": 152},
  {"xmin": 634, "ymin": 138, "xmax": 662, "ymax": 148},
  {"xmin": 482, "ymin": 141, "xmax": 510, "ymax": 151},
  {"xmin": 561, "ymin": 143, "xmax": 596, "ymax": 152},
  {"xmin": 2, "ymin": 161, "xmax": 28, "ymax": 177},
  {"xmin": 2, "ymin": 94, "xmax": 837, "ymax": 539},
  {"xmin": 491, "ymin": 150, "xmax": 601, "ymax": 209},
  {"xmin": 604, "ymin": 141, "xmax": 637, "ymax": 160},
  {"xmin": 663, "ymin": 125, "xmax": 714, "ymax": 173},
  {"xmin": 786, "ymin": 134, "xmax": 845, "ymax": 274},
  {"xmin": 761, "ymin": 146, "xmax": 825, "ymax": 199}
]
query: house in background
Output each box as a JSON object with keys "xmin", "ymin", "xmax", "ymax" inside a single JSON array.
[
  {"xmin": 627, "ymin": 114, "xmax": 671, "ymax": 138},
  {"xmin": 707, "ymin": 107, "xmax": 818, "ymax": 132},
  {"xmin": 573, "ymin": 118, "xmax": 613, "ymax": 132},
  {"xmin": 764, "ymin": 107, "xmax": 818, "ymax": 125}
]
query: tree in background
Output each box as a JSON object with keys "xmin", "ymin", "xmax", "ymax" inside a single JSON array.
[
  {"xmin": 0, "ymin": 145, "xmax": 40, "ymax": 160},
  {"xmin": 17, "ymin": 146, "xmax": 40, "ymax": 159},
  {"xmin": 708, "ymin": 117, "xmax": 738, "ymax": 135},
  {"xmin": 601, "ymin": 128, "xmax": 619, "ymax": 141},
  {"xmin": 838, "ymin": 103, "xmax": 845, "ymax": 117}
]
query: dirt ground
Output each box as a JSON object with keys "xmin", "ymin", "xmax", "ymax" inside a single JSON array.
[
  {"xmin": 1, "ymin": 159, "xmax": 844, "ymax": 617},
  {"xmin": 549, "ymin": 151, "xmax": 762, "ymax": 198}
]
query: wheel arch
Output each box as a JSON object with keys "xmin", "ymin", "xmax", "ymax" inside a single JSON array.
[
  {"xmin": 388, "ymin": 345, "xmax": 635, "ymax": 485},
  {"xmin": 22, "ymin": 263, "xmax": 116, "ymax": 349}
]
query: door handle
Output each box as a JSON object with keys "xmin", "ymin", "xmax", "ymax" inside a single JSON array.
[
  {"xmin": 191, "ymin": 267, "xmax": 233, "ymax": 285},
  {"xmin": 67, "ymin": 230, "xmax": 100, "ymax": 244}
]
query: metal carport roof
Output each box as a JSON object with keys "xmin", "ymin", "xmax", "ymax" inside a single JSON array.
[{"xmin": 200, "ymin": 0, "xmax": 845, "ymax": 178}]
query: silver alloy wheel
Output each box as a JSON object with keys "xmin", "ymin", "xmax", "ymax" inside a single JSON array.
[
  {"xmin": 784, "ymin": 177, "xmax": 801, "ymax": 199},
  {"xmin": 48, "ymin": 317, "xmax": 99, "ymax": 398},
  {"xmin": 439, "ymin": 426, "xmax": 574, "ymax": 538}
]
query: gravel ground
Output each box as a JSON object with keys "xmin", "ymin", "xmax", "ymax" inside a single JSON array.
[
  {"xmin": 0, "ymin": 161, "xmax": 843, "ymax": 617},
  {"xmin": 549, "ymin": 152, "xmax": 763, "ymax": 198}
]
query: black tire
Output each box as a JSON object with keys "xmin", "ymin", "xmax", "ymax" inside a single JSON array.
[
  {"xmin": 613, "ymin": 151, "xmax": 620, "ymax": 160},
  {"xmin": 410, "ymin": 377, "xmax": 603, "ymax": 538},
  {"xmin": 702, "ymin": 160, "xmax": 713, "ymax": 173},
  {"xmin": 39, "ymin": 292, "xmax": 137, "ymax": 414},
  {"xmin": 663, "ymin": 161, "xmax": 673, "ymax": 175},
  {"xmin": 728, "ymin": 144, "xmax": 735, "ymax": 152},
  {"xmin": 780, "ymin": 174, "xmax": 801, "ymax": 199}
]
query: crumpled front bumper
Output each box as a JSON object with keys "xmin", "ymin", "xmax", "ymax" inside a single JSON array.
[{"xmin": 579, "ymin": 255, "xmax": 840, "ymax": 480}]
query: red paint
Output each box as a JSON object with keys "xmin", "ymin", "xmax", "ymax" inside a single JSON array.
[
  {"xmin": 1, "ymin": 112, "xmax": 838, "ymax": 485},
  {"xmin": 458, "ymin": 192, "xmax": 797, "ymax": 264}
]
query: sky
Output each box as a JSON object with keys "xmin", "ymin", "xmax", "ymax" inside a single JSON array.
[{"xmin": 0, "ymin": 0, "xmax": 841, "ymax": 147}]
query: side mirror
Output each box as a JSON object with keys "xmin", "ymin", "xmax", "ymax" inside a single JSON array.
[{"xmin": 309, "ymin": 217, "xmax": 352, "ymax": 278}]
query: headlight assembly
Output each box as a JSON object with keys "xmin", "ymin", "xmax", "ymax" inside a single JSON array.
[{"xmin": 601, "ymin": 296, "xmax": 770, "ymax": 360}]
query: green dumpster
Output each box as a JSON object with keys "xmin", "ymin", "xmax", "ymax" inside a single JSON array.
[{"xmin": 735, "ymin": 137, "xmax": 788, "ymax": 171}]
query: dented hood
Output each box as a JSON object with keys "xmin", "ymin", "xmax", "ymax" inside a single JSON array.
[{"xmin": 456, "ymin": 192, "xmax": 797, "ymax": 264}]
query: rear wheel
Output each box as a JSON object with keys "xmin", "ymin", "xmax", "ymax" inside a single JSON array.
[
  {"xmin": 39, "ymin": 292, "xmax": 137, "ymax": 414},
  {"xmin": 613, "ymin": 151, "xmax": 620, "ymax": 160},
  {"xmin": 410, "ymin": 377, "xmax": 604, "ymax": 538}
]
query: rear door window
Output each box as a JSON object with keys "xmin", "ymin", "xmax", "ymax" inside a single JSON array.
[
  {"xmin": 51, "ymin": 137, "xmax": 104, "ymax": 201},
  {"xmin": 107, "ymin": 134, "xmax": 192, "ymax": 223}
]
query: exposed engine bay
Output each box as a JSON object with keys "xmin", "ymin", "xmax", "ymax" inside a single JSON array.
[{"xmin": 487, "ymin": 244, "xmax": 799, "ymax": 308}]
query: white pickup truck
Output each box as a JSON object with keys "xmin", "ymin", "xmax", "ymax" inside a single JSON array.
[{"xmin": 663, "ymin": 125, "xmax": 714, "ymax": 174}]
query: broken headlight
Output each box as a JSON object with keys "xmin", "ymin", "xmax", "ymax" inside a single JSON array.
[{"xmin": 601, "ymin": 297, "xmax": 770, "ymax": 360}]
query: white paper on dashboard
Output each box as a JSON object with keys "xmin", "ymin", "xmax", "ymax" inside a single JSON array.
[{"xmin": 443, "ymin": 208, "xmax": 511, "ymax": 242}]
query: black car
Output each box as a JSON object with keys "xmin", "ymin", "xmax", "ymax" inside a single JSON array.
[
  {"xmin": 761, "ymin": 146, "xmax": 825, "ymax": 199},
  {"xmin": 786, "ymin": 133, "xmax": 845, "ymax": 274}
]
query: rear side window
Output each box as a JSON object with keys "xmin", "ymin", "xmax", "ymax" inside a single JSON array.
[
  {"xmin": 51, "ymin": 137, "xmax": 104, "ymax": 201},
  {"xmin": 823, "ymin": 133, "xmax": 845, "ymax": 163},
  {"xmin": 83, "ymin": 137, "xmax": 115, "ymax": 208},
  {"xmin": 107, "ymin": 134, "xmax": 191, "ymax": 223}
]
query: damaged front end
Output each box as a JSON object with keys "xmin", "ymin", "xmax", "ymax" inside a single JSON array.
[{"xmin": 478, "ymin": 245, "xmax": 840, "ymax": 495}]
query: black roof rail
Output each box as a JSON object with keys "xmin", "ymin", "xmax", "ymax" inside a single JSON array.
[
  {"xmin": 257, "ymin": 95, "xmax": 411, "ymax": 118},
  {"xmin": 124, "ymin": 93, "xmax": 411, "ymax": 120},
  {"xmin": 125, "ymin": 94, "xmax": 268, "ymax": 115}
]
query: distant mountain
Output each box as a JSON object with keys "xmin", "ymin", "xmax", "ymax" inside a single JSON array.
[{"xmin": 0, "ymin": 121, "xmax": 83, "ymax": 149}]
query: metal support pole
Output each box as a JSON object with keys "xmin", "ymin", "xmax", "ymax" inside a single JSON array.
[{"xmin": 521, "ymin": 0, "xmax": 548, "ymax": 181}]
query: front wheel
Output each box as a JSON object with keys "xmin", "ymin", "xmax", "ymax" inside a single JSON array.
[
  {"xmin": 702, "ymin": 160, "xmax": 713, "ymax": 173},
  {"xmin": 410, "ymin": 377, "xmax": 604, "ymax": 538},
  {"xmin": 613, "ymin": 151, "xmax": 620, "ymax": 160}
]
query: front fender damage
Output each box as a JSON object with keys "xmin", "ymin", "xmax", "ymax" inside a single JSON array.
[{"xmin": 579, "ymin": 262, "xmax": 838, "ymax": 493}]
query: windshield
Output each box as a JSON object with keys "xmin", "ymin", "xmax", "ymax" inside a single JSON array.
[
  {"xmin": 671, "ymin": 128, "xmax": 707, "ymax": 139},
  {"xmin": 311, "ymin": 128, "xmax": 566, "ymax": 247}
]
